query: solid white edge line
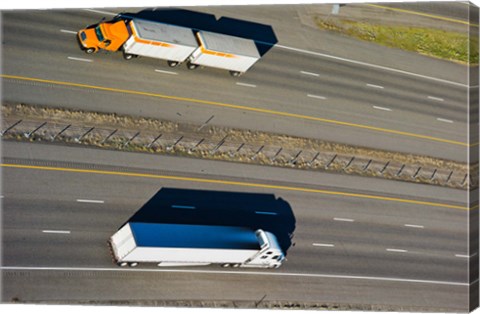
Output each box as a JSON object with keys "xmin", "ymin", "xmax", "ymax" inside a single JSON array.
[
  {"xmin": 372, "ymin": 106, "xmax": 392, "ymax": 112},
  {"xmin": 275, "ymin": 44, "xmax": 467, "ymax": 88},
  {"xmin": 437, "ymin": 118, "xmax": 454, "ymax": 123},
  {"xmin": 307, "ymin": 94, "xmax": 326, "ymax": 100},
  {"xmin": 76, "ymin": 199, "xmax": 104, "ymax": 204},
  {"xmin": 60, "ymin": 29, "xmax": 77, "ymax": 34},
  {"xmin": 1, "ymin": 266, "xmax": 470, "ymax": 286},
  {"xmin": 312, "ymin": 243, "xmax": 335, "ymax": 247},
  {"xmin": 42, "ymin": 230, "xmax": 71, "ymax": 234},
  {"xmin": 154, "ymin": 69, "xmax": 178, "ymax": 75},
  {"xmin": 235, "ymin": 82, "xmax": 257, "ymax": 88},
  {"xmin": 300, "ymin": 71, "xmax": 320, "ymax": 77},
  {"xmin": 67, "ymin": 57, "xmax": 93, "ymax": 63},
  {"xmin": 333, "ymin": 217, "xmax": 355, "ymax": 222}
]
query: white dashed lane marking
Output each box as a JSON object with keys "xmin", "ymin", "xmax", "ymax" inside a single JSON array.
[{"xmin": 68, "ymin": 57, "xmax": 93, "ymax": 63}]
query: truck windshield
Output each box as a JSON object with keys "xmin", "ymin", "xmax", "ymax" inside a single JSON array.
[{"xmin": 94, "ymin": 26, "xmax": 105, "ymax": 42}]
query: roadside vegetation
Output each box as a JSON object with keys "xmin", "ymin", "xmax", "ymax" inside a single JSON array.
[{"xmin": 315, "ymin": 17, "xmax": 478, "ymax": 65}]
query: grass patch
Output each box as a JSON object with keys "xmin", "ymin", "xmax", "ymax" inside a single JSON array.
[{"xmin": 315, "ymin": 17, "xmax": 478, "ymax": 65}]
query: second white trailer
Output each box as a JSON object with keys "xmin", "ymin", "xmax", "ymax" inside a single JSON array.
[
  {"xmin": 187, "ymin": 31, "xmax": 261, "ymax": 76},
  {"xmin": 122, "ymin": 19, "xmax": 199, "ymax": 66}
]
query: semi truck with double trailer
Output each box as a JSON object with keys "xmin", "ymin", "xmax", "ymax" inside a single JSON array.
[
  {"xmin": 77, "ymin": 17, "xmax": 261, "ymax": 76},
  {"xmin": 109, "ymin": 222, "xmax": 285, "ymax": 268}
]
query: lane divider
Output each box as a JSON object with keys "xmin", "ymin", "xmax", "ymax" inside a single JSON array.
[
  {"xmin": 0, "ymin": 266, "xmax": 471, "ymax": 286},
  {"xmin": 1, "ymin": 74, "xmax": 471, "ymax": 147},
  {"xmin": 0, "ymin": 163, "xmax": 470, "ymax": 211}
]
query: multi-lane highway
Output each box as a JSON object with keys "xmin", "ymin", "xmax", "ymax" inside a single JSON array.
[
  {"xmin": 1, "ymin": 141, "xmax": 472, "ymax": 311},
  {"xmin": 1, "ymin": 3, "xmax": 477, "ymax": 312},
  {"xmin": 1, "ymin": 7, "xmax": 473, "ymax": 161}
]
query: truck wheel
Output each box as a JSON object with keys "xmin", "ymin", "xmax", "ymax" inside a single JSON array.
[
  {"xmin": 232, "ymin": 264, "xmax": 240, "ymax": 268},
  {"xmin": 167, "ymin": 60, "xmax": 179, "ymax": 67},
  {"xmin": 186, "ymin": 61, "xmax": 198, "ymax": 70},
  {"xmin": 123, "ymin": 53, "xmax": 135, "ymax": 60},
  {"xmin": 85, "ymin": 48, "xmax": 95, "ymax": 54},
  {"xmin": 119, "ymin": 262, "xmax": 128, "ymax": 267},
  {"xmin": 229, "ymin": 71, "xmax": 241, "ymax": 77},
  {"xmin": 221, "ymin": 263, "xmax": 230, "ymax": 268},
  {"xmin": 129, "ymin": 262, "xmax": 138, "ymax": 267}
]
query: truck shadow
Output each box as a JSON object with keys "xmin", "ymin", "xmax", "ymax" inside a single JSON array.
[
  {"xmin": 120, "ymin": 8, "xmax": 278, "ymax": 56},
  {"xmin": 125, "ymin": 187, "xmax": 296, "ymax": 255}
]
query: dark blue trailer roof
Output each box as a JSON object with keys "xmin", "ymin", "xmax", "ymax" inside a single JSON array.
[{"xmin": 129, "ymin": 222, "xmax": 260, "ymax": 250}]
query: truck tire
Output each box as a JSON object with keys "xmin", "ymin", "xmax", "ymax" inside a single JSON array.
[
  {"xmin": 123, "ymin": 53, "xmax": 135, "ymax": 60},
  {"xmin": 167, "ymin": 60, "xmax": 179, "ymax": 67},
  {"xmin": 85, "ymin": 48, "xmax": 96, "ymax": 54},
  {"xmin": 221, "ymin": 263, "xmax": 230, "ymax": 268},
  {"xmin": 229, "ymin": 71, "xmax": 241, "ymax": 77},
  {"xmin": 129, "ymin": 262, "xmax": 138, "ymax": 267},
  {"xmin": 119, "ymin": 262, "xmax": 128, "ymax": 267},
  {"xmin": 232, "ymin": 264, "xmax": 240, "ymax": 268},
  {"xmin": 186, "ymin": 61, "xmax": 198, "ymax": 70}
]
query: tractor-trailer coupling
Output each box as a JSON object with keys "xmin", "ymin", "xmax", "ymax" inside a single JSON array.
[{"xmin": 109, "ymin": 222, "xmax": 284, "ymax": 268}]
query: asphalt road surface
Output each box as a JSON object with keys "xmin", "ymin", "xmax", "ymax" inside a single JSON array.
[
  {"xmin": 1, "ymin": 141, "xmax": 474, "ymax": 311},
  {"xmin": 1, "ymin": 3, "xmax": 477, "ymax": 312},
  {"xmin": 0, "ymin": 7, "xmax": 474, "ymax": 161}
]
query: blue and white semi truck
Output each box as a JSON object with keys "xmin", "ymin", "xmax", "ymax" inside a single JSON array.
[{"xmin": 109, "ymin": 222, "xmax": 285, "ymax": 268}]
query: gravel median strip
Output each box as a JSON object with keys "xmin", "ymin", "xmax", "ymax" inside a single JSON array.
[{"xmin": 1, "ymin": 103, "xmax": 475, "ymax": 190}]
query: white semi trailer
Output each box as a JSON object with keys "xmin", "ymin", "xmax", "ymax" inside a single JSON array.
[
  {"xmin": 109, "ymin": 222, "xmax": 285, "ymax": 268},
  {"xmin": 122, "ymin": 19, "xmax": 199, "ymax": 67},
  {"xmin": 187, "ymin": 30, "xmax": 261, "ymax": 76}
]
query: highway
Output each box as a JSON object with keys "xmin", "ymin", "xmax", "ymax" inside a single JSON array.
[
  {"xmin": 1, "ymin": 3, "xmax": 477, "ymax": 312},
  {"xmin": 1, "ymin": 7, "xmax": 473, "ymax": 161},
  {"xmin": 1, "ymin": 141, "xmax": 473, "ymax": 311}
]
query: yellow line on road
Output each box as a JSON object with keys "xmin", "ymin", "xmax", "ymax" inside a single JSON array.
[
  {"xmin": 1, "ymin": 74, "xmax": 469, "ymax": 147},
  {"xmin": 365, "ymin": 4, "xmax": 478, "ymax": 27},
  {"xmin": 1, "ymin": 163, "xmax": 470, "ymax": 210}
]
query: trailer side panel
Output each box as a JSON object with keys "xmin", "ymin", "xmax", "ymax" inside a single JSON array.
[
  {"xmin": 190, "ymin": 31, "xmax": 261, "ymax": 72},
  {"xmin": 124, "ymin": 19, "xmax": 198, "ymax": 62}
]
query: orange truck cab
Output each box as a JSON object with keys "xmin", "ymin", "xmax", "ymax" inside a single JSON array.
[{"xmin": 77, "ymin": 19, "xmax": 130, "ymax": 54}]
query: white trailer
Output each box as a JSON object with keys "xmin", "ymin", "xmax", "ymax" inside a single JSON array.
[
  {"xmin": 187, "ymin": 31, "xmax": 261, "ymax": 76},
  {"xmin": 122, "ymin": 19, "xmax": 198, "ymax": 67},
  {"xmin": 109, "ymin": 222, "xmax": 284, "ymax": 268}
]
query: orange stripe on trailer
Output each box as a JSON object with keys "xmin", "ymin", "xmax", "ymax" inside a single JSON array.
[
  {"xmin": 129, "ymin": 20, "xmax": 174, "ymax": 48},
  {"xmin": 132, "ymin": 35, "xmax": 174, "ymax": 48},
  {"xmin": 129, "ymin": 20, "xmax": 138, "ymax": 36},
  {"xmin": 199, "ymin": 46, "xmax": 236, "ymax": 58}
]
